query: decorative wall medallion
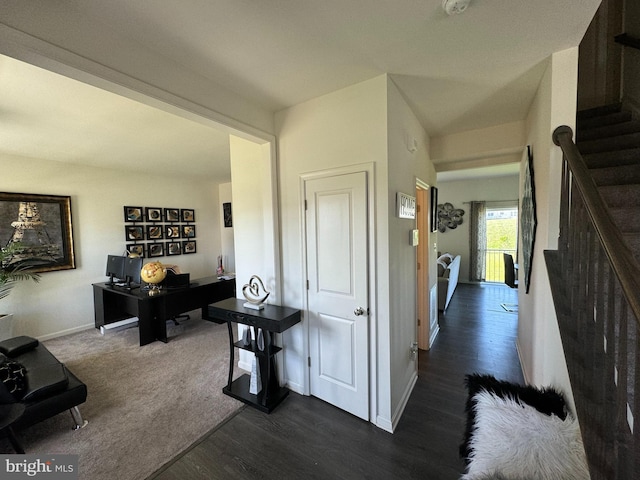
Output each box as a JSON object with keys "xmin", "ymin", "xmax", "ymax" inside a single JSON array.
[{"xmin": 437, "ymin": 202, "xmax": 465, "ymax": 232}]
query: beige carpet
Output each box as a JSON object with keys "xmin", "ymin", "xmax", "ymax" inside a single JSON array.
[{"xmin": 0, "ymin": 313, "xmax": 243, "ymax": 480}]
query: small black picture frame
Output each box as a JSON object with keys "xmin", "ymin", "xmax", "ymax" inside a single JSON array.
[
  {"xmin": 165, "ymin": 225, "xmax": 181, "ymax": 239},
  {"xmin": 126, "ymin": 225, "xmax": 144, "ymax": 241},
  {"xmin": 148, "ymin": 243, "xmax": 164, "ymax": 258},
  {"xmin": 146, "ymin": 225, "xmax": 163, "ymax": 240},
  {"xmin": 146, "ymin": 207, "xmax": 162, "ymax": 222},
  {"xmin": 124, "ymin": 206, "xmax": 143, "ymax": 222},
  {"xmin": 182, "ymin": 225, "xmax": 196, "ymax": 238},
  {"xmin": 223, "ymin": 202, "xmax": 232, "ymax": 228},
  {"xmin": 126, "ymin": 244, "xmax": 145, "ymax": 258},
  {"xmin": 430, "ymin": 187, "xmax": 439, "ymax": 233},
  {"xmin": 181, "ymin": 209, "xmax": 195, "ymax": 222},
  {"xmin": 166, "ymin": 241, "xmax": 182, "ymax": 256},
  {"xmin": 165, "ymin": 208, "xmax": 180, "ymax": 222},
  {"xmin": 182, "ymin": 240, "xmax": 197, "ymax": 254}
]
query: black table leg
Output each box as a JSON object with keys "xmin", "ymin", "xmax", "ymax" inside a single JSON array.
[{"xmin": 226, "ymin": 320, "xmax": 235, "ymax": 388}]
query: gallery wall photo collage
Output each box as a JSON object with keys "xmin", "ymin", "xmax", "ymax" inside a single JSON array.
[{"xmin": 124, "ymin": 206, "xmax": 196, "ymax": 258}]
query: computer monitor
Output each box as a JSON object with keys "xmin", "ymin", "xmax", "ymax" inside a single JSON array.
[
  {"xmin": 105, "ymin": 255, "xmax": 125, "ymax": 285},
  {"xmin": 123, "ymin": 256, "xmax": 143, "ymax": 288}
]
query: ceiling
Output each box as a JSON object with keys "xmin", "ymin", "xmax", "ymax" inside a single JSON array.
[
  {"xmin": 0, "ymin": 55, "xmax": 232, "ymax": 182},
  {"xmin": 0, "ymin": 0, "xmax": 600, "ymax": 181}
]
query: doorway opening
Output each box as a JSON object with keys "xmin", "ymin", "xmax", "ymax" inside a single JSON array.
[{"xmin": 416, "ymin": 181, "xmax": 437, "ymax": 350}]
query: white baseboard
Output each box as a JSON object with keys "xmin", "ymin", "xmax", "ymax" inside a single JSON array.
[
  {"xmin": 384, "ymin": 370, "xmax": 418, "ymax": 433},
  {"xmin": 515, "ymin": 338, "xmax": 530, "ymax": 384},
  {"xmin": 285, "ymin": 380, "xmax": 305, "ymax": 395},
  {"xmin": 429, "ymin": 324, "xmax": 440, "ymax": 349},
  {"xmin": 375, "ymin": 416, "xmax": 394, "ymax": 433},
  {"xmin": 37, "ymin": 323, "xmax": 95, "ymax": 342}
]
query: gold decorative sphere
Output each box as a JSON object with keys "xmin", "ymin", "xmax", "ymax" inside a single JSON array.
[{"xmin": 140, "ymin": 261, "xmax": 167, "ymax": 285}]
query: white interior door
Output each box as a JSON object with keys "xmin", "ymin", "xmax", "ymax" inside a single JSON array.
[{"xmin": 305, "ymin": 171, "xmax": 369, "ymax": 420}]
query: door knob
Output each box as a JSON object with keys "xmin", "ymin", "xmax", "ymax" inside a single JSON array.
[{"xmin": 354, "ymin": 307, "xmax": 366, "ymax": 316}]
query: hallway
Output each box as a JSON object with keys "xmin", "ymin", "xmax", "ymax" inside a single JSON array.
[{"xmin": 151, "ymin": 283, "xmax": 521, "ymax": 480}]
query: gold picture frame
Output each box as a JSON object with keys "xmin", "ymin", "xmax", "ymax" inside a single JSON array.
[{"xmin": 0, "ymin": 192, "xmax": 76, "ymax": 273}]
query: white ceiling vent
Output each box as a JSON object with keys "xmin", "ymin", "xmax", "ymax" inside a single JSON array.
[{"xmin": 442, "ymin": 0, "xmax": 471, "ymax": 15}]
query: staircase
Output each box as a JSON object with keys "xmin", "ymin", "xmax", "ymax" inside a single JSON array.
[
  {"xmin": 576, "ymin": 103, "xmax": 640, "ymax": 263},
  {"xmin": 549, "ymin": 105, "xmax": 640, "ymax": 479}
]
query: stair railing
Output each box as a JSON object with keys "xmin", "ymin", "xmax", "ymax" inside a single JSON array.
[{"xmin": 551, "ymin": 125, "xmax": 640, "ymax": 479}]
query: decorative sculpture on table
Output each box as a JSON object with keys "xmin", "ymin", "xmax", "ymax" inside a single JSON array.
[
  {"xmin": 437, "ymin": 202, "xmax": 465, "ymax": 232},
  {"xmin": 242, "ymin": 275, "xmax": 270, "ymax": 310}
]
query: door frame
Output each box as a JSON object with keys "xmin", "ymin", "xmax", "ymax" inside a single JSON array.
[
  {"xmin": 415, "ymin": 179, "xmax": 431, "ymax": 350},
  {"xmin": 299, "ymin": 162, "xmax": 377, "ymax": 418}
]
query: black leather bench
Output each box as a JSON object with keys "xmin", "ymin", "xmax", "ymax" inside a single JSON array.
[{"xmin": 0, "ymin": 336, "xmax": 87, "ymax": 451}]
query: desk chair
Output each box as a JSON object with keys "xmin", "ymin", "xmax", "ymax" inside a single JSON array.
[
  {"xmin": 504, "ymin": 253, "xmax": 518, "ymax": 288},
  {"xmin": 164, "ymin": 271, "xmax": 191, "ymax": 324}
]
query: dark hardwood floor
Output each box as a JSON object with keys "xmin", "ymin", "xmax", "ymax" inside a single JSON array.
[{"xmin": 150, "ymin": 283, "xmax": 522, "ymax": 480}]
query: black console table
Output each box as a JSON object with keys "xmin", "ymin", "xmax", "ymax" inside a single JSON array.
[
  {"xmin": 93, "ymin": 276, "xmax": 235, "ymax": 346},
  {"xmin": 207, "ymin": 298, "xmax": 301, "ymax": 413}
]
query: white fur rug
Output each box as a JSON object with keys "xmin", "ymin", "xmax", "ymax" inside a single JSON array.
[{"xmin": 462, "ymin": 390, "xmax": 590, "ymax": 480}]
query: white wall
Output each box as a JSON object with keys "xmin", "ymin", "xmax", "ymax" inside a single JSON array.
[
  {"xmin": 436, "ymin": 175, "xmax": 520, "ymax": 283},
  {"xmin": 1, "ymin": 154, "xmax": 222, "ymax": 339},
  {"xmin": 431, "ymin": 120, "xmax": 526, "ymax": 168},
  {"xmin": 229, "ymin": 136, "xmax": 279, "ymax": 301},
  {"xmin": 276, "ymin": 75, "xmax": 389, "ymax": 410},
  {"xmin": 518, "ymin": 47, "xmax": 578, "ymax": 408},
  {"xmin": 386, "ymin": 78, "xmax": 436, "ymax": 426},
  {"xmin": 229, "ymin": 136, "xmax": 280, "ymax": 372},
  {"xmin": 275, "ymin": 75, "xmax": 436, "ymax": 431}
]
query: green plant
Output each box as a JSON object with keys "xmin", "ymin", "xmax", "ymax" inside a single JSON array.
[{"xmin": 0, "ymin": 242, "xmax": 40, "ymax": 301}]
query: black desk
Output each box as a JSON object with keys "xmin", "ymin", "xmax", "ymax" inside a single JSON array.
[
  {"xmin": 93, "ymin": 276, "xmax": 235, "ymax": 346},
  {"xmin": 207, "ymin": 298, "xmax": 301, "ymax": 413}
]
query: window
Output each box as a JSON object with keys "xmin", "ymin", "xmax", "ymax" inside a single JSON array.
[{"xmin": 485, "ymin": 205, "xmax": 518, "ymax": 282}]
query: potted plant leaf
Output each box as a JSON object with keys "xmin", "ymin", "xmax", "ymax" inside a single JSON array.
[{"xmin": 0, "ymin": 242, "xmax": 40, "ymax": 339}]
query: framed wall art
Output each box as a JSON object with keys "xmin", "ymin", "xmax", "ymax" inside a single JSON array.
[
  {"xmin": 148, "ymin": 243, "xmax": 164, "ymax": 258},
  {"xmin": 164, "ymin": 208, "xmax": 180, "ymax": 222},
  {"xmin": 146, "ymin": 207, "xmax": 162, "ymax": 222},
  {"xmin": 0, "ymin": 192, "xmax": 76, "ymax": 273},
  {"xmin": 183, "ymin": 240, "xmax": 196, "ymax": 254},
  {"xmin": 146, "ymin": 225, "xmax": 163, "ymax": 240},
  {"xmin": 120, "ymin": 204, "xmax": 197, "ymax": 261},
  {"xmin": 520, "ymin": 145, "xmax": 537, "ymax": 294},
  {"xmin": 182, "ymin": 225, "xmax": 196, "ymax": 238},
  {"xmin": 126, "ymin": 244, "xmax": 145, "ymax": 258},
  {"xmin": 181, "ymin": 209, "xmax": 195, "ymax": 222},
  {"xmin": 125, "ymin": 226, "xmax": 144, "ymax": 241},
  {"xmin": 165, "ymin": 225, "xmax": 181, "ymax": 239},
  {"xmin": 223, "ymin": 202, "xmax": 232, "ymax": 228},
  {"xmin": 430, "ymin": 187, "xmax": 438, "ymax": 232},
  {"xmin": 124, "ymin": 206, "xmax": 143, "ymax": 222},
  {"xmin": 166, "ymin": 241, "xmax": 182, "ymax": 256}
]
